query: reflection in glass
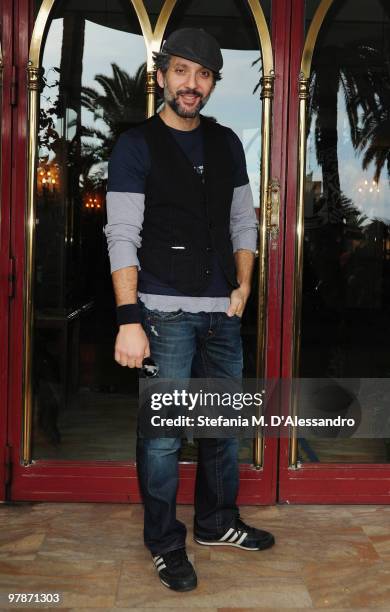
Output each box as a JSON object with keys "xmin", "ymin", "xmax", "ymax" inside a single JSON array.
[
  {"xmin": 300, "ymin": 0, "xmax": 390, "ymax": 464},
  {"xmin": 32, "ymin": 0, "xmax": 146, "ymax": 460}
]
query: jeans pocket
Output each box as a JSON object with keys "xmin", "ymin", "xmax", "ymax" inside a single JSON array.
[
  {"xmin": 146, "ymin": 308, "xmax": 185, "ymax": 322},
  {"xmin": 224, "ymin": 313, "xmax": 242, "ymax": 323}
]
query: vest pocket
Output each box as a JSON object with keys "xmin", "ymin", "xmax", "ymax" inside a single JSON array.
[{"xmin": 169, "ymin": 248, "xmax": 199, "ymax": 286}]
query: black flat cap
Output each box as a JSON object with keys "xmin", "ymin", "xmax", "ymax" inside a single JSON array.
[{"xmin": 162, "ymin": 28, "xmax": 223, "ymax": 73}]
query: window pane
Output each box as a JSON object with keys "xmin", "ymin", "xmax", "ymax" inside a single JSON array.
[
  {"xmin": 32, "ymin": 0, "xmax": 146, "ymax": 460},
  {"xmin": 300, "ymin": 0, "xmax": 390, "ymax": 464}
]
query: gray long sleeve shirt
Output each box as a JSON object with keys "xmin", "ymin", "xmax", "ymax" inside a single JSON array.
[{"xmin": 104, "ymin": 121, "xmax": 258, "ymax": 313}]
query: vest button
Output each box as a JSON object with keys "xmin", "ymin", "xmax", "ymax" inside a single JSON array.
[
  {"xmin": 205, "ymin": 269, "xmax": 211, "ymax": 275},
  {"xmin": 206, "ymin": 247, "xmax": 212, "ymax": 252}
]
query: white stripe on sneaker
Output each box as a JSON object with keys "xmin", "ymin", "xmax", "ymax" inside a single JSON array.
[
  {"xmin": 219, "ymin": 527, "xmax": 234, "ymax": 542},
  {"xmin": 153, "ymin": 556, "xmax": 167, "ymax": 572},
  {"xmin": 228, "ymin": 532, "xmax": 239, "ymax": 543},
  {"xmin": 195, "ymin": 528, "xmax": 256, "ymax": 549},
  {"xmin": 236, "ymin": 532, "xmax": 248, "ymax": 545}
]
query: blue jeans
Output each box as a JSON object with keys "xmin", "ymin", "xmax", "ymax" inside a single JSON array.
[{"xmin": 136, "ymin": 306, "xmax": 243, "ymax": 555}]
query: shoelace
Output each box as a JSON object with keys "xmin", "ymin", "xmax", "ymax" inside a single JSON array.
[{"xmin": 235, "ymin": 518, "xmax": 258, "ymax": 536}]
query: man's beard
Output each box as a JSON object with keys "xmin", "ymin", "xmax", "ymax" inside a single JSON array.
[{"xmin": 164, "ymin": 85, "xmax": 210, "ymax": 118}]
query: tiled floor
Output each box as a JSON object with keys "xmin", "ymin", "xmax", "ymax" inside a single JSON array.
[{"xmin": 0, "ymin": 502, "xmax": 390, "ymax": 610}]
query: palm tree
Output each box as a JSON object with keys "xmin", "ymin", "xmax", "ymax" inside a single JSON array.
[
  {"xmin": 307, "ymin": 42, "xmax": 380, "ymax": 214},
  {"xmin": 79, "ymin": 62, "xmax": 147, "ymax": 161},
  {"xmin": 351, "ymin": 45, "xmax": 390, "ymax": 183},
  {"xmin": 308, "ymin": 2, "xmax": 390, "ymax": 196}
]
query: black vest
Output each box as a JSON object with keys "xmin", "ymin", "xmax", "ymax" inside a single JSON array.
[{"xmin": 137, "ymin": 114, "xmax": 238, "ymax": 296}]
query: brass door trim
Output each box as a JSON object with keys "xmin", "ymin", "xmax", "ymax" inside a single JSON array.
[
  {"xmin": 301, "ymin": 0, "xmax": 334, "ymax": 79},
  {"xmin": 243, "ymin": 1, "xmax": 274, "ymax": 468},
  {"xmin": 28, "ymin": 0, "xmax": 177, "ymax": 116},
  {"xmin": 290, "ymin": 0, "xmax": 335, "ymax": 468},
  {"xmin": 131, "ymin": 0, "xmax": 178, "ymax": 66},
  {"xmin": 25, "ymin": 0, "xmax": 52, "ymax": 464},
  {"xmin": 29, "ymin": 0, "xmax": 56, "ymax": 67},
  {"xmin": 130, "ymin": 0, "xmax": 178, "ymax": 116},
  {"xmin": 129, "ymin": 0, "xmax": 154, "ymax": 56},
  {"xmin": 28, "ymin": 0, "xmax": 177, "ymax": 69},
  {"xmin": 246, "ymin": 0, "xmax": 273, "ymax": 77},
  {"xmin": 24, "ymin": 67, "xmax": 42, "ymax": 465}
]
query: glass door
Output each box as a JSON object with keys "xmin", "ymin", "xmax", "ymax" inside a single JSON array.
[
  {"xmin": 280, "ymin": 0, "xmax": 390, "ymax": 503},
  {"xmin": 30, "ymin": 1, "xmax": 147, "ymax": 462},
  {"xmin": 8, "ymin": 0, "xmax": 283, "ymax": 504}
]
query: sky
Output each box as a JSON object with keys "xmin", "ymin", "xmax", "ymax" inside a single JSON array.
[{"xmin": 307, "ymin": 86, "xmax": 390, "ymax": 226}]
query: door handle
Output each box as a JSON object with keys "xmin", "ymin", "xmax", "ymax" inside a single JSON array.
[{"xmin": 266, "ymin": 178, "xmax": 280, "ymax": 241}]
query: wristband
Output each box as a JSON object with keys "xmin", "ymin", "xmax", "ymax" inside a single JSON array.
[{"xmin": 116, "ymin": 303, "xmax": 142, "ymax": 326}]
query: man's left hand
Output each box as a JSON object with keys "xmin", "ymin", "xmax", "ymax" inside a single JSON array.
[{"xmin": 226, "ymin": 284, "xmax": 251, "ymax": 318}]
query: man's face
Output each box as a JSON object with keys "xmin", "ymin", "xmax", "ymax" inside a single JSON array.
[{"xmin": 157, "ymin": 56, "xmax": 215, "ymax": 119}]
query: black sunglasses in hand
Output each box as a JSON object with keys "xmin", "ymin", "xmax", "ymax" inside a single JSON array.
[{"xmin": 140, "ymin": 357, "xmax": 159, "ymax": 378}]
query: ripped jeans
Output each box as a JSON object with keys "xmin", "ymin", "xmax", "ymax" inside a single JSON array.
[{"xmin": 136, "ymin": 305, "xmax": 243, "ymax": 555}]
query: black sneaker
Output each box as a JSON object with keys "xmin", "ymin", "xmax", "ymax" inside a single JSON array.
[
  {"xmin": 194, "ymin": 517, "xmax": 275, "ymax": 551},
  {"xmin": 152, "ymin": 548, "xmax": 197, "ymax": 591}
]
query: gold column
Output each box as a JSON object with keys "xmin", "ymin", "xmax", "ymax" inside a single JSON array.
[
  {"xmin": 23, "ymin": 64, "xmax": 43, "ymax": 465},
  {"xmin": 289, "ymin": 74, "xmax": 309, "ymax": 467},
  {"xmin": 130, "ymin": 0, "xmax": 178, "ymax": 118},
  {"xmin": 22, "ymin": 0, "xmax": 58, "ymax": 465},
  {"xmin": 240, "ymin": 1, "xmax": 274, "ymax": 470},
  {"xmin": 146, "ymin": 69, "xmax": 156, "ymax": 118},
  {"xmin": 253, "ymin": 72, "xmax": 275, "ymax": 468},
  {"xmin": 289, "ymin": 0, "xmax": 335, "ymax": 467}
]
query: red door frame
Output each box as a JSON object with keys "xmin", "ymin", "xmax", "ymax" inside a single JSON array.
[
  {"xmin": 6, "ymin": 0, "xmax": 292, "ymax": 504},
  {"xmin": 7, "ymin": 0, "xmax": 390, "ymax": 506},
  {"xmin": 0, "ymin": 0, "xmax": 14, "ymax": 502},
  {"xmin": 278, "ymin": 0, "xmax": 390, "ymax": 504}
]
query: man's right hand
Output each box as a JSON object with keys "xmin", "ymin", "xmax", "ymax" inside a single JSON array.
[{"xmin": 114, "ymin": 323, "xmax": 150, "ymax": 368}]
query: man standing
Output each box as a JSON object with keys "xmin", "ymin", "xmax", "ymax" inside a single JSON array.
[{"xmin": 104, "ymin": 28, "xmax": 275, "ymax": 592}]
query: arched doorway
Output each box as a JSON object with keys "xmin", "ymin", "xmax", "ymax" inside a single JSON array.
[
  {"xmin": 280, "ymin": 0, "xmax": 390, "ymax": 502},
  {"xmin": 3, "ymin": 0, "xmax": 390, "ymax": 504},
  {"xmin": 7, "ymin": 0, "xmax": 279, "ymax": 503}
]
